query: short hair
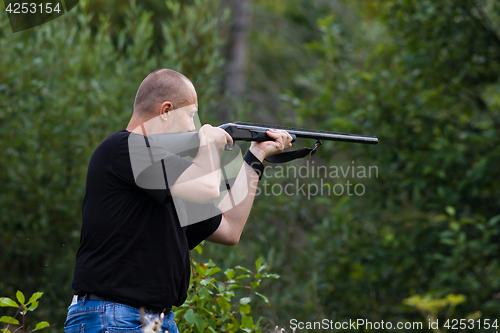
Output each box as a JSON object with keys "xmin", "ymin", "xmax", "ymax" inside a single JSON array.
[{"xmin": 133, "ymin": 69, "xmax": 195, "ymax": 117}]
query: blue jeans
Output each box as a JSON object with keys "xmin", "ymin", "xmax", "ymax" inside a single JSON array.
[{"xmin": 64, "ymin": 298, "xmax": 179, "ymax": 333}]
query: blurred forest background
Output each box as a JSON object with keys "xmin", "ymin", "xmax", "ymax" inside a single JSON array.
[{"xmin": 1, "ymin": 0, "xmax": 500, "ymax": 331}]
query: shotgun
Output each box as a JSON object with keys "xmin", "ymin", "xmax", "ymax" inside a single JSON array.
[{"xmin": 146, "ymin": 122, "xmax": 378, "ymax": 163}]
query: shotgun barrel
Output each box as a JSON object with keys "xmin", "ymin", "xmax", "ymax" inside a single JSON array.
[{"xmin": 219, "ymin": 121, "xmax": 378, "ymax": 145}]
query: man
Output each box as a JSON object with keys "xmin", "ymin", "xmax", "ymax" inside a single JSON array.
[{"xmin": 64, "ymin": 69, "xmax": 293, "ymax": 333}]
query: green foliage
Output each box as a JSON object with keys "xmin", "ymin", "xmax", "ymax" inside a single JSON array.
[
  {"xmin": 289, "ymin": 0, "xmax": 500, "ymax": 215},
  {"xmin": 404, "ymin": 293, "xmax": 484, "ymax": 332},
  {"xmin": 0, "ymin": 291, "xmax": 49, "ymax": 333},
  {"xmin": 309, "ymin": 207, "xmax": 500, "ymax": 319},
  {"xmin": 2, "ymin": 0, "xmax": 500, "ymax": 332},
  {"xmin": 232, "ymin": 0, "xmax": 500, "ymax": 329},
  {"xmin": 0, "ymin": 0, "xmax": 226, "ymax": 330},
  {"xmin": 404, "ymin": 293, "xmax": 466, "ymax": 321},
  {"xmin": 174, "ymin": 251, "xmax": 279, "ymax": 333},
  {"xmin": 203, "ymin": 1, "xmax": 500, "ymax": 330}
]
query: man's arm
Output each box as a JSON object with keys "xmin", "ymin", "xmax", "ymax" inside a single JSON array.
[
  {"xmin": 170, "ymin": 125, "xmax": 233, "ymax": 203},
  {"xmin": 206, "ymin": 129, "xmax": 293, "ymax": 245}
]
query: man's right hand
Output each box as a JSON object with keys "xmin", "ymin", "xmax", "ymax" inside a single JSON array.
[
  {"xmin": 170, "ymin": 124, "xmax": 232, "ymax": 203},
  {"xmin": 198, "ymin": 124, "xmax": 234, "ymax": 153}
]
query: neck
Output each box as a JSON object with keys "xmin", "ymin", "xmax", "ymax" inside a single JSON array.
[
  {"xmin": 126, "ymin": 115, "xmax": 150, "ymax": 133},
  {"xmin": 127, "ymin": 116, "xmax": 167, "ymax": 136}
]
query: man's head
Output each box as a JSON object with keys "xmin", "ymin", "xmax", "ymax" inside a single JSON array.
[{"xmin": 131, "ymin": 69, "xmax": 198, "ymax": 133}]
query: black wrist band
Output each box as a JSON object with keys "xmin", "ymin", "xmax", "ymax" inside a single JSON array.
[{"xmin": 244, "ymin": 150, "xmax": 264, "ymax": 181}]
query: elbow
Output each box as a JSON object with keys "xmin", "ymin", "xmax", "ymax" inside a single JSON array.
[
  {"xmin": 226, "ymin": 234, "xmax": 240, "ymax": 246},
  {"xmin": 195, "ymin": 167, "xmax": 222, "ymax": 202},
  {"xmin": 209, "ymin": 185, "xmax": 221, "ymax": 202},
  {"xmin": 189, "ymin": 183, "xmax": 220, "ymax": 204},
  {"xmin": 200, "ymin": 178, "xmax": 221, "ymax": 202},
  {"xmin": 199, "ymin": 184, "xmax": 220, "ymax": 203}
]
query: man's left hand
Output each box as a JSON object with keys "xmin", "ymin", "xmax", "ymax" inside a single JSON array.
[{"xmin": 249, "ymin": 129, "xmax": 293, "ymax": 162}]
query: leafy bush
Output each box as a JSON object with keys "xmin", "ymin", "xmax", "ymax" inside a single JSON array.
[
  {"xmin": 0, "ymin": 0, "xmax": 226, "ymax": 329},
  {"xmin": 175, "ymin": 248, "xmax": 279, "ymax": 333},
  {"xmin": 0, "ymin": 291, "xmax": 49, "ymax": 333}
]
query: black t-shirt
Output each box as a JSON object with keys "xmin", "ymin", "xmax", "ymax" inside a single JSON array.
[{"xmin": 72, "ymin": 130, "xmax": 222, "ymax": 308}]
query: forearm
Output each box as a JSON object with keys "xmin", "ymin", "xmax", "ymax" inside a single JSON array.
[
  {"xmin": 207, "ymin": 149, "xmax": 263, "ymax": 245},
  {"xmin": 206, "ymin": 129, "xmax": 291, "ymax": 246}
]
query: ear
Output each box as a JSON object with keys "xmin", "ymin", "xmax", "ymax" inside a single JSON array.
[{"xmin": 159, "ymin": 101, "xmax": 174, "ymax": 118}]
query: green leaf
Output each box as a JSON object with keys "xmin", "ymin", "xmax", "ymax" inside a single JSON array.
[
  {"xmin": 0, "ymin": 316, "xmax": 19, "ymax": 325},
  {"xmin": 255, "ymin": 257, "xmax": 263, "ymax": 271},
  {"xmin": 228, "ymin": 284, "xmax": 243, "ymax": 290},
  {"xmin": 198, "ymin": 288, "xmax": 210, "ymax": 300},
  {"xmin": 445, "ymin": 206, "xmax": 456, "ymax": 217},
  {"xmin": 207, "ymin": 267, "xmax": 221, "ymax": 276},
  {"xmin": 0, "ymin": 298, "xmax": 19, "ymax": 308},
  {"xmin": 196, "ymin": 263, "xmax": 208, "ymax": 277},
  {"xmin": 231, "ymin": 318, "xmax": 240, "ymax": 332},
  {"xmin": 27, "ymin": 292, "xmax": 43, "ymax": 306},
  {"xmin": 488, "ymin": 215, "xmax": 500, "ymax": 227},
  {"xmin": 239, "ymin": 297, "xmax": 251, "ymax": 305},
  {"xmin": 458, "ymin": 217, "xmax": 476, "ymax": 225},
  {"xmin": 241, "ymin": 315, "xmax": 253, "ymax": 329},
  {"xmin": 446, "ymin": 294, "xmax": 466, "ymax": 306},
  {"xmin": 449, "ymin": 221, "xmax": 460, "ymax": 232},
  {"xmin": 33, "ymin": 322, "xmax": 50, "ymax": 331},
  {"xmin": 193, "ymin": 245, "xmax": 202, "ymax": 254},
  {"xmin": 432, "ymin": 214, "xmax": 449, "ymax": 223},
  {"xmin": 193, "ymin": 313, "xmax": 205, "ymax": 332},
  {"xmin": 216, "ymin": 296, "xmax": 231, "ymax": 312},
  {"xmin": 183, "ymin": 308, "xmax": 195, "ymax": 323},
  {"xmin": 254, "ymin": 292, "xmax": 270, "ymax": 306},
  {"xmin": 1, "ymin": 328, "xmax": 13, "ymax": 333},
  {"xmin": 238, "ymin": 304, "xmax": 251, "ymax": 314},
  {"xmin": 16, "ymin": 291, "xmax": 25, "ymax": 305},
  {"xmin": 235, "ymin": 266, "xmax": 252, "ymax": 274},
  {"xmin": 262, "ymin": 273, "xmax": 280, "ymax": 279},
  {"xmin": 27, "ymin": 301, "xmax": 39, "ymax": 311},
  {"xmin": 224, "ymin": 269, "xmax": 235, "ymax": 280}
]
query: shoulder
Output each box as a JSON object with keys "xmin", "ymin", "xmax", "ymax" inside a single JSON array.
[
  {"xmin": 98, "ymin": 129, "xmax": 131, "ymax": 151},
  {"xmin": 90, "ymin": 130, "xmax": 130, "ymax": 160},
  {"xmin": 87, "ymin": 130, "xmax": 131, "ymax": 172}
]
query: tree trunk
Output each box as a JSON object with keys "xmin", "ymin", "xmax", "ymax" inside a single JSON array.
[{"xmin": 219, "ymin": 0, "xmax": 250, "ymax": 122}]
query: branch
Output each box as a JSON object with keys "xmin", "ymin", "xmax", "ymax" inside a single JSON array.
[
  {"xmin": 463, "ymin": 89, "xmax": 500, "ymax": 130},
  {"xmin": 472, "ymin": 0, "xmax": 500, "ymax": 48},
  {"xmin": 458, "ymin": 0, "xmax": 500, "ymax": 51}
]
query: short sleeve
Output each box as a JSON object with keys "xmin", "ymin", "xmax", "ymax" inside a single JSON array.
[
  {"xmin": 135, "ymin": 157, "xmax": 192, "ymax": 204},
  {"xmin": 185, "ymin": 202, "xmax": 222, "ymax": 250},
  {"xmin": 124, "ymin": 132, "xmax": 193, "ymax": 204}
]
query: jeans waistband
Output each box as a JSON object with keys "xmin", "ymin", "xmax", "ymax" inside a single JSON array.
[{"xmin": 77, "ymin": 294, "xmax": 171, "ymax": 314}]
